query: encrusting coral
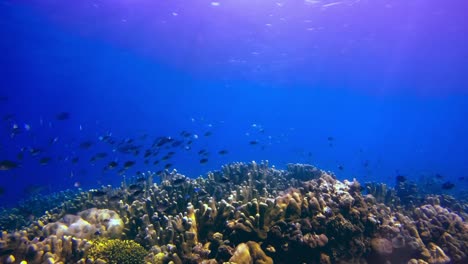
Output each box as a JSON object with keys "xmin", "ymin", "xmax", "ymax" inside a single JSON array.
[
  {"xmin": 84, "ymin": 239, "xmax": 147, "ymax": 264},
  {"xmin": 0, "ymin": 161, "xmax": 466, "ymax": 264}
]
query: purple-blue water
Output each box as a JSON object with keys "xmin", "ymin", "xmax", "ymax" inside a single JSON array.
[{"xmin": 1, "ymin": 0, "xmax": 467, "ymax": 207}]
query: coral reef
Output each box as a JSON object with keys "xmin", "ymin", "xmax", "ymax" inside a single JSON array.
[{"xmin": 0, "ymin": 161, "xmax": 467, "ymax": 264}]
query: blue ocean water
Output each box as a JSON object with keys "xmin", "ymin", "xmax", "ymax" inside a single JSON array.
[{"xmin": 1, "ymin": 0, "xmax": 467, "ymax": 207}]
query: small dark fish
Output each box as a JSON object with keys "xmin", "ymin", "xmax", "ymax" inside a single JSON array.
[
  {"xmin": 116, "ymin": 144, "xmax": 141, "ymax": 154},
  {"xmin": 144, "ymin": 160, "xmax": 149, "ymax": 165},
  {"xmin": 124, "ymin": 161, "xmax": 136, "ymax": 169},
  {"xmin": 161, "ymin": 155, "xmax": 171, "ymax": 161},
  {"xmin": 168, "ymin": 151, "xmax": 176, "ymax": 156},
  {"xmin": 458, "ymin": 176, "xmax": 465, "ymax": 181},
  {"xmin": 153, "ymin": 160, "xmax": 160, "ymax": 165},
  {"xmin": 0, "ymin": 160, "xmax": 19, "ymax": 170},
  {"xmin": 180, "ymin": 131, "xmax": 191, "ymax": 137},
  {"xmin": 396, "ymin": 175, "xmax": 407, "ymax": 183},
  {"xmin": 200, "ymin": 158, "xmax": 208, "ymax": 164},
  {"xmin": 94, "ymin": 231, "xmax": 101, "ymax": 236},
  {"xmin": 39, "ymin": 157, "xmax": 52, "ymax": 165},
  {"xmin": 144, "ymin": 151, "xmax": 152, "ymax": 158},
  {"xmin": 91, "ymin": 152, "xmax": 108, "ymax": 162},
  {"xmin": 156, "ymin": 137, "xmax": 173, "ymax": 147},
  {"xmin": 435, "ymin": 173, "xmax": 444, "ymax": 179},
  {"xmin": 327, "ymin": 136, "xmax": 334, "ymax": 141},
  {"xmin": 79, "ymin": 141, "xmax": 94, "ymax": 149},
  {"xmin": 173, "ymin": 178, "xmax": 186, "ymax": 186},
  {"xmin": 99, "ymin": 135, "xmax": 112, "ymax": 142},
  {"xmin": 249, "ymin": 140, "xmax": 259, "ymax": 145},
  {"xmin": 17, "ymin": 152, "xmax": 24, "ymax": 160},
  {"xmin": 49, "ymin": 137, "xmax": 59, "ymax": 145},
  {"xmin": 164, "ymin": 163, "xmax": 172, "ymax": 169},
  {"xmin": 337, "ymin": 165, "xmax": 344, "ymax": 171},
  {"xmin": 56, "ymin": 112, "xmax": 71, "ymax": 120},
  {"xmin": 29, "ymin": 148, "xmax": 43, "ymax": 156},
  {"xmin": 90, "ymin": 190, "xmax": 107, "ymax": 197},
  {"xmin": 71, "ymin": 157, "xmax": 80, "ymax": 164},
  {"xmin": 105, "ymin": 161, "xmax": 118, "ymax": 170},
  {"xmin": 0, "ymin": 186, "xmax": 5, "ymax": 196},
  {"xmin": 128, "ymin": 184, "xmax": 141, "ymax": 191},
  {"xmin": 218, "ymin": 150, "xmax": 228, "ymax": 155},
  {"xmin": 204, "ymin": 131, "xmax": 212, "ymax": 137},
  {"xmin": 198, "ymin": 149, "xmax": 207, "ymax": 155},
  {"xmin": 441, "ymin": 181, "xmax": 455, "ymax": 190}
]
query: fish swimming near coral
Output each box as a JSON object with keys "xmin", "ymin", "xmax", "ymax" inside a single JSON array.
[
  {"xmin": 105, "ymin": 161, "xmax": 118, "ymax": 170},
  {"xmin": 123, "ymin": 161, "xmax": 136, "ymax": 169},
  {"xmin": 218, "ymin": 149, "xmax": 228, "ymax": 155},
  {"xmin": 441, "ymin": 181, "xmax": 455, "ymax": 190},
  {"xmin": 0, "ymin": 160, "xmax": 19, "ymax": 170},
  {"xmin": 39, "ymin": 157, "xmax": 52, "ymax": 165}
]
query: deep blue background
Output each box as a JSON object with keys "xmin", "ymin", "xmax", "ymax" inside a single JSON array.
[{"xmin": 1, "ymin": 0, "xmax": 468, "ymax": 207}]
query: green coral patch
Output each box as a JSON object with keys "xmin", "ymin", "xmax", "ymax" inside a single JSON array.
[{"xmin": 86, "ymin": 239, "xmax": 147, "ymax": 264}]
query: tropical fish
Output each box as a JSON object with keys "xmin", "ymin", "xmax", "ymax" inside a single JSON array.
[
  {"xmin": 123, "ymin": 161, "xmax": 136, "ymax": 169},
  {"xmin": 249, "ymin": 140, "xmax": 259, "ymax": 145},
  {"xmin": 441, "ymin": 181, "xmax": 455, "ymax": 190},
  {"xmin": 39, "ymin": 157, "xmax": 52, "ymax": 165},
  {"xmin": 396, "ymin": 175, "xmax": 407, "ymax": 183},
  {"xmin": 105, "ymin": 161, "xmax": 118, "ymax": 170},
  {"xmin": 0, "ymin": 160, "xmax": 19, "ymax": 170}
]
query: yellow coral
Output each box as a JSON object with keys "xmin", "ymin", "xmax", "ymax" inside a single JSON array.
[
  {"xmin": 86, "ymin": 239, "xmax": 147, "ymax": 264},
  {"xmin": 151, "ymin": 252, "xmax": 166, "ymax": 264}
]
